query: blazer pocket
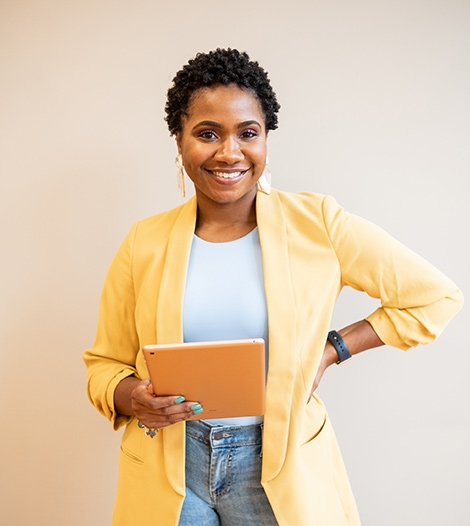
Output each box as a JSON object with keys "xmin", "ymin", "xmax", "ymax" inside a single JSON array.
[
  {"xmin": 301, "ymin": 413, "xmax": 327, "ymax": 447},
  {"xmin": 301, "ymin": 395, "xmax": 328, "ymax": 447},
  {"xmin": 119, "ymin": 420, "xmax": 144, "ymax": 465}
]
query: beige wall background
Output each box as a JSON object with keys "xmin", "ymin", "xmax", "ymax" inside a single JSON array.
[{"xmin": 1, "ymin": 1, "xmax": 468, "ymax": 524}]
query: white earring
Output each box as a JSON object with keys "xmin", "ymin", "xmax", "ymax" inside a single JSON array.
[
  {"xmin": 175, "ymin": 154, "xmax": 186, "ymax": 198},
  {"xmin": 257, "ymin": 156, "xmax": 271, "ymax": 195}
]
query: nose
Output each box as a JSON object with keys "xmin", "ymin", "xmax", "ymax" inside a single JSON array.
[{"xmin": 214, "ymin": 136, "xmax": 244, "ymax": 163}]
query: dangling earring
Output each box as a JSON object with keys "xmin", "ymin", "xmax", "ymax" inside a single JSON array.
[
  {"xmin": 257, "ymin": 156, "xmax": 271, "ymax": 195},
  {"xmin": 175, "ymin": 154, "xmax": 186, "ymax": 198}
]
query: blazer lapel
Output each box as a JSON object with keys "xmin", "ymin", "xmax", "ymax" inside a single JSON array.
[
  {"xmin": 257, "ymin": 190, "xmax": 297, "ymax": 482},
  {"xmin": 156, "ymin": 196, "xmax": 197, "ymax": 343},
  {"xmin": 157, "ymin": 196, "xmax": 197, "ymax": 496}
]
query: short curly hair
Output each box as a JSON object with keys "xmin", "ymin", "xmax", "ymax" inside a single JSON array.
[{"xmin": 165, "ymin": 48, "xmax": 280, "ymax": 135}]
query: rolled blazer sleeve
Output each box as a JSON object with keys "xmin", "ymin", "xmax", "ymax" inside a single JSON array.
[
  {"xmin": 322, "ymin": 195, "xmax": 464, "ymax": 350},
  {"xmin": 83, "ymin": 223, "xmax": 140, "ymax": 430}
]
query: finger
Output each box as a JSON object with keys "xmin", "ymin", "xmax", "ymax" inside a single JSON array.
[
  {"xmin": 137, "ymin": 401, "xmax": 203, "ymax": 428},
  {"xmin": 137, "ymin": 410, "xmax": 191, "ymax": 429},
  {"xmin": 150, "ymin": 395, "xmax": 188, "ymax": 410},
  {"xmin": 307, "ymin": 375, "xmax": 321, "ymax": 403},
  {"xmin": 134, "ymin": 395, "xmax": 194, "ymax": 417},
  {"xmin": 153, "ymin": 399, "xmax": 202, "ymax": 417}
]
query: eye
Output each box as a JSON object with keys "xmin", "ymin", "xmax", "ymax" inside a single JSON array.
[
  {"xmin": 240, "ymin": 129, "xmax": 258, "ymax": 139},
  {"xmin": 198, "ymin": 130, "xmax": 218, "ymax": 140}
]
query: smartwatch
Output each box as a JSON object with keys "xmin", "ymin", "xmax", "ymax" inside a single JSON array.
[{"xmin": 327, "ymin": 330, "xmax": 352, "ymax": 364}]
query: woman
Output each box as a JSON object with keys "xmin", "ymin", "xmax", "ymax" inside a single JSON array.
[{"xmin": 83, "ymin": 49, "xmax": 463, "ymax": 525}]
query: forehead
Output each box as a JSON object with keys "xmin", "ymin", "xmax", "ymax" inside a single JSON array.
[{"xmin": 184, "ymin": 84, "xmax": 265, "ymax": 126}]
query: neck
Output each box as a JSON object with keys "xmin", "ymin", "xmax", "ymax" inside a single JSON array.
[{"xmin": 194, "ymin": 188, "xmax": 258, "ymax": 242}]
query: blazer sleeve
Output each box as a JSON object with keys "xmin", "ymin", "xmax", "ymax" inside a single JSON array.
[
  {"xmin": 322, "ymin": 195, "xmax": 464, "ymax": 350},
  {"xmin": 83, "ymin": 223, "xmax": 140, "ymax": 430}
]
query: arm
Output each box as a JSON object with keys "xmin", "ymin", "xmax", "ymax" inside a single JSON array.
[
  {"xmin": 323, "ymin": 196, "xmax": 463, "ymax": 350},
  {"xmin": 324, "ymin": 198, "xmax": 463, "ymax": 350},
  {"xmin": 83, "ymin": 224, "xmax": 203, "ymax": 429},
  {"xmin": 310, "ymin": 319, "xmax": 383, "ymax": 396},
  {"xmin": 310, "ymin": 196, "xmax": 463, "ymax": 394},
  {"xmin": 83, "ymin": 224, "xmax": 141, "ymax": 429}
]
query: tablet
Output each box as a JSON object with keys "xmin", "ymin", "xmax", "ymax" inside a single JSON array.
[{"xmin": 142, "ymin": 338, "xmax": 265, "ymax": 420}]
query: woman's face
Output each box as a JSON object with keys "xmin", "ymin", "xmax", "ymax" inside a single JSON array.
[{"xmin": 176, "ymin": 84, "xmax": 268, "ymax": 207}]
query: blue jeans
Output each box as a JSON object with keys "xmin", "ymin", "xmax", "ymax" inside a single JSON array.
[{"xmin": 178, "ymin": 420, "xmax": 278, "ymax": 525}]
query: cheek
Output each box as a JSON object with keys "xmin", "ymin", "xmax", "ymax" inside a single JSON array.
[
  {"xmin": 250, "ymin": 144, "xmax": 268, "ymax": 166},
  {"xmin": 182, "ymin": 144, "xmax": 212, "ymax": 168}
]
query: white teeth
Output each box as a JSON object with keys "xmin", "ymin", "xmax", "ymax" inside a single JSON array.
[{"xmin": 211, "ymin": 171, "xmax": 244, "ymax": 179}]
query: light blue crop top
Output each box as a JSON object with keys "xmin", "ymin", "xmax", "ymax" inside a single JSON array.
[{"xmin": 183, "ymin": 227, "xmax": 268, "ymax": 426}]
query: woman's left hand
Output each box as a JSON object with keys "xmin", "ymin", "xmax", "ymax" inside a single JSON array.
[
  {"xmin": 308, "ymin": 341, "xmax": 338, "ymax": 400},
  {"xmin": 308, "ymin": 320, "xmax": 384, "ymax": 401}
]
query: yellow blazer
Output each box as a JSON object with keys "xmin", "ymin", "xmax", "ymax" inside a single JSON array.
[{"xmin": 84, "ymin": 190, "xmax": 463, "ymax": 525}]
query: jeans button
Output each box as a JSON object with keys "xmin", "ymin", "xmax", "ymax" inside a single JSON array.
[{"xmin": 213, "ymin": 431, "xmax": 224, "ymax": 440}]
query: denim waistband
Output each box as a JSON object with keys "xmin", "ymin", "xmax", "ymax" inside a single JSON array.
[{"xmin": 186, "ymin": 419, "xmax": 263, "ymax": 448}]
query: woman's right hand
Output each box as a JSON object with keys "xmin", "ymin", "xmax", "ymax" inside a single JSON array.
[
  {"xmin": 131, "ymin": 379, "xmax": 203, "ymax": 430},
  {"xmin": 114, "ymin": 376, "xmax": 203, "ymax": 429}
]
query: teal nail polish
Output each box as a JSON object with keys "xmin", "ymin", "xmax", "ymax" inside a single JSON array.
[
  {"xmin": 175, "ymin": 396, "xmax": 185, "ymax": 404},
  {"xmin": 191, "ymin": 403, "xmax": 203, "ymax": 414}
]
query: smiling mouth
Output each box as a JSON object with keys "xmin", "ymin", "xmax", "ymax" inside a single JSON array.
[{"xmin": 209, "ymin": 170, "xmax": 248, "ymax": 179}]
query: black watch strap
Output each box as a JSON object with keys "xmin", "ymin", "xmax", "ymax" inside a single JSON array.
[{"xmin": 327, "ymin": 330, "xmax": 352, "ymax": 364}]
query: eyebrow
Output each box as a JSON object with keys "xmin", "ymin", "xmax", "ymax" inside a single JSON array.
[{"xmin": 192, "ymin": 120, "xmax": 262, "ymax": 131}]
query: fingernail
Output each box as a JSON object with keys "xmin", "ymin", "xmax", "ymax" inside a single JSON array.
[
  {"xmin": 191, "ymin": 403, "xmax": 203, "ymax": 414},
  {"xmin": 175, "ymin": 396, "xmax": 185, "ymax": 404}
]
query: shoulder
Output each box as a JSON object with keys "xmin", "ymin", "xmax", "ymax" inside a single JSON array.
[
  {"xmin": 270, "ymin": 189, "xmax": 343, "ymax": 223},
  {"xmin": 272, "ymin": 188, "xmax": 338, "ymax": 207},
  {"xmin": 129, "ymin": 198, "xmax": 195, "ymax": 242},
  {"xmin": 114, "ymin": 198, "xmax": 195, "ymax": 265}
]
